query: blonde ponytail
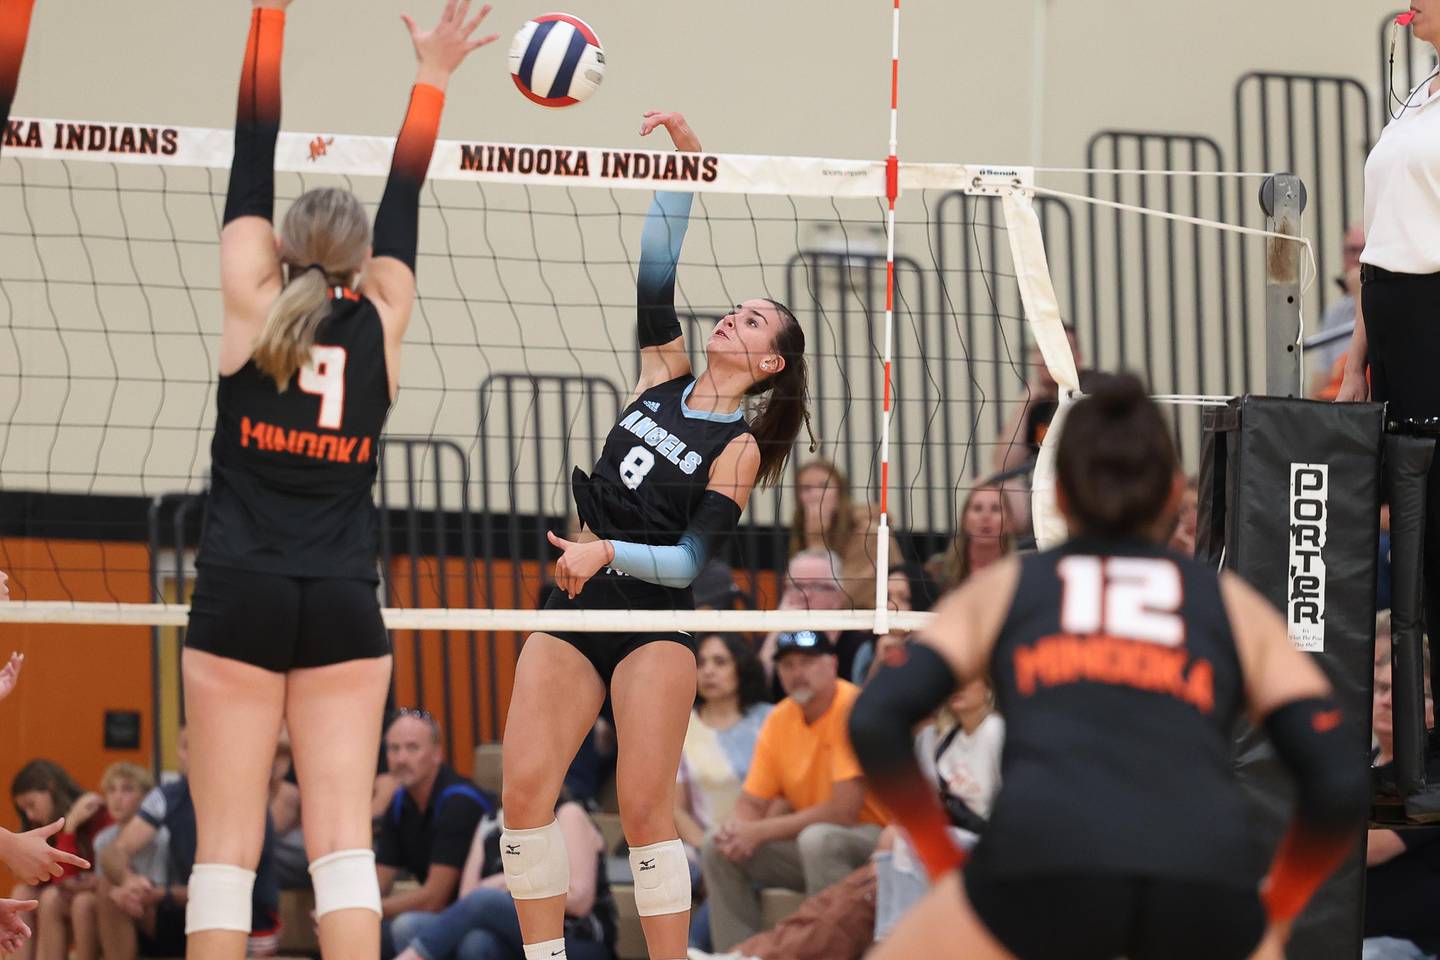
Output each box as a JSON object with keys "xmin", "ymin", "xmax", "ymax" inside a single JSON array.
[
  {"xmin": 251, "ymin": 187, "xmax": 371, "ymax": 389},
  {"xmin": 253, "ymin": 265, "xmax": 332, "ymax": 389}
]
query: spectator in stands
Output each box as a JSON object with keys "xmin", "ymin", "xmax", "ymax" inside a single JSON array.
[
  {"xmin": 97, "ymin": 726, "xmax": 280, "ymax": 959},
  {"xmin": 693, "ymin": 559, "xmax": 748, "ymax": 611},
  {"xmin": 992, "ymin": 324, "xmax": 1085, "ymax": 476},
  {"xmin": 63, "ymin": 763, "xmax": 157, "ymax": 960},
  {"xmin": 1367, "ymin": 614, "xmax": 1440, "ymax": 960},
  {"xmin": 701, "ymin": 631, "xmax": 889, "ymax": 951},
  {"xmin": 789, "ymin": 459, "xmax": 901, "ymax": 610},
  {"xmin": 1373, "ymin": 613, "xmax": 1434, "ymax": 770},
  {"xmin": 10, "ymin": 759, "xmax": 95, "ymax": 959},
  {"xmin": 758, "ymin": 549, "xmax": 848, "ymax": 687},
  {"xmin": 268, "ymin": 727, "xmax": 307, "ymax": 890},
  {"xmin": 1168, "ymin": 476, "xmax": 1199, "ymax": 557},
  {"xmin": 992, "ymin": 326, "xmax": 1099, "ymax": 544},
  {"xmin": 33, "ymin": 776, "xmax": 112, "ymax": 960},
  {"xmin": 940, "ymin": 482, "xmax": 1013, "ymax": 590},
  {"xmin": 874, "ymin": 674, "xmax": 1004, "ymax": 942},
  {"xmin": 0, "ymin": 651, "xmax": 22, "ymax": 703},
  {"xmin": 378, "ymin": 710, "xmax": 495, "ymax": 960},
  {"xmin": 1313, "ymin": 224, "xmax": 1365, "ymax": 381},
  {"xmin": 849, "ymin": 566, "xmax": 940, "ymax": 685},
  {"xmin": 391, "ymin": 790, "xmax": 615, "ymax": 960},
  {"xmin": 676, "ymin": 634, "xmax": 774, "ymax": 950}
]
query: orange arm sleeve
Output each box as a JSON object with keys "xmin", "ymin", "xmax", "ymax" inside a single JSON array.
[{"xmin": 0, "ymin": 0, "xmax": 38, "ymax": 159}]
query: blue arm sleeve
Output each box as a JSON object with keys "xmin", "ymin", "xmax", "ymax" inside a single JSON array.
[
  {"xmin": 609, "ymin": 534, "xmax": 706, "ymax": 589},
  {"xmin": 636, "ymin": 191, "xmax": 694, "ymax": 348},
  {"xmin": 606, "ymin": 489, "xmax": 741, "ymax": 588}
]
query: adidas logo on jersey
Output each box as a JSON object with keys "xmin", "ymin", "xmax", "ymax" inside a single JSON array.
[{"xmin": 643, "ymin": 401, "xmax": 661, "ymax": 412}]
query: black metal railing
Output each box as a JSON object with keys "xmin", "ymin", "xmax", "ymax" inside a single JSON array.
[
  {"xmin": 1083, "ymin": 131, "xmax": 1238, "ymax": 463},
  {"xmin": 377, "ymin": 437, "xmax": 477, "ymax": 763},
  {"xmin": 1234, "ymin": 71, "xmax": 1372, "ymax": 383}
]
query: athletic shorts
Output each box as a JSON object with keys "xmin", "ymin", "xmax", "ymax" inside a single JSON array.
[
  {"xmin": 542, "ymin": 569, "xmax": 696, "ymax": 686},
  {"xmin": 138, "ymin": 902, "xmax": 187, "ymax": 958},
  {"xmin": 963, "ymin": 866, "xmax": 1266, "ymax": 960},
  {"xmin": 185, "ymin": 564, "xmax": 390, "ymax": 673}
]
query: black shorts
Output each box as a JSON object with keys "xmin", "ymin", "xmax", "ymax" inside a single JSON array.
[
  {"xmin": 542, "ymin": 569, "xmax": 696, "ymax": 686},
  {"xmin": 138, "ymin": 902, "xmax": 186, "ymax": 958},
  {"xmin": 185, "ymin": 564, "xmax": 390, "ymax": 673},
  {"xmin": 963, "ymin": 867, "xmax": 1265, "ymax": 960}
]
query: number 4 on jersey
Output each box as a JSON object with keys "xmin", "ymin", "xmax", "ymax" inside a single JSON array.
[{"xmin": 299, "ymin": 346, "xmax": 347, "ymax": 430}]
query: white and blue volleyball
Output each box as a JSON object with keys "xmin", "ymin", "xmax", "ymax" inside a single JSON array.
[{"xmin": 509, "ymin": 14, "xmax": 605, "ymax": 108}]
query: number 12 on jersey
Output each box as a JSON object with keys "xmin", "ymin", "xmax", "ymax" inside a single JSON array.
[{"xmin": 1057, "ymin": 555, "xmax": 1184, "ymax": 647}]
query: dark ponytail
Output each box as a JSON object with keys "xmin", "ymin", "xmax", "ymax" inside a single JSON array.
[
  {"xmin": 745, "ymin": 298, "xmax": 812, "ymax": 488},
  {"xmin": 1056, "ymin": 372, "xmax": 1177, "ymax": 538}
]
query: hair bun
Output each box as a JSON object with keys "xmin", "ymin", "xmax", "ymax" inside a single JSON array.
[{"xmin": 1088, "ymin": 372, "xmax": 1148, "ymax": 417}]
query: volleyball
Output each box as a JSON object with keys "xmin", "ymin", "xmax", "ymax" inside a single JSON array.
[{"xmin": 508, "ymin": 14, "xmax": 605, "ymax": 108}]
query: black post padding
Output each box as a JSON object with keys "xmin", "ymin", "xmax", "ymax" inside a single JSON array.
[
  {"xmin": 1384, "ymin": 433, "xmax": 1434, "ymax": 794},
  {"xmin": 1199, "ymin": 396, "xmax": 1384, "ymax": 960}
]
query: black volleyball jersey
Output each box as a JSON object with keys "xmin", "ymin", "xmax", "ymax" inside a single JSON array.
[
  {"xmin": 198, "ymin": 290, "xmax": 390, "ymax": 581},
  {"xmin": 970, "ymin": 537, "xmax": 1254, "ymax": 884},
  {"xmin": 571, "ymin": 374, "xmax": 751, "ymax": 589}
]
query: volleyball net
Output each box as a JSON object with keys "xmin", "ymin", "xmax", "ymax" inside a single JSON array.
[{"xmin": 0, "ymin": 115, "xmax": 1310, "ymax": 644}]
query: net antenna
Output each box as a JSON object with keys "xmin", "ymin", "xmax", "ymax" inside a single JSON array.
[{"xmin": 952, "ymin": 165, "xmax": 1080, "ymax": 551}]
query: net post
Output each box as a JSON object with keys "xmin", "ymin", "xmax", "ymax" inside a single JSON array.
[{"xmin": 1259, "ymin": 173, "xmax": 1306, "ymax": 398}]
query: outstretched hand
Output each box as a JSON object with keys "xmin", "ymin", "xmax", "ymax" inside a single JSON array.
[
  {"xmin": 0, "ymin": 653, "xmax": 20, "ymax": 703},
  {"xmin": 403, "ymin": 0, "xmax": 499, "ymax": 88},
  {"xmin": 640, "ymin": 111, "xmax": 702, "ymax": 153},
  {"xmin": 0, "ymin": 899, "xmax": 36, "ymax": 955},
  {"xmin": 547, "ymin": 531, "xmax": 613, "ymax": 600},
  {"xmin": 0, "ymin": 820, "xmax": 90, "ymax": 884}
]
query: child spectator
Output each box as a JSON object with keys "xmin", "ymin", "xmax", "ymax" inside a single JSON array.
[{"xmin": 58, "ymin": 763, "xmax": 158, "ymax": 960}]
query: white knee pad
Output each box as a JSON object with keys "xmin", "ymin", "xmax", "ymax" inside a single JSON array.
[
  {"xmin": 309, "ymin": 849, "xmax": 382, "ymax": 918},
  {"xmin": 627, "ymin": 839, "xmax": 691, "ymax": 917},
  {"xmin": 500, "ymin": 818, "xmax": 570, "ymax": 901},
  {"xmin": 185, "ymin": 863, "xmax": 256, "ymax": 934}
]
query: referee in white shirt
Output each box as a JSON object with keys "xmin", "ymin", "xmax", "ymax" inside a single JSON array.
[{"xmin": 1339, "ymin": 0, "xmax": 1440, "ymax": 751}]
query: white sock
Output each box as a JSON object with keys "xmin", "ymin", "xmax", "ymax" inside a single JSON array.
[{"xmin": 523, "ymin": 939, "xmax": 566, "ymax": 960}]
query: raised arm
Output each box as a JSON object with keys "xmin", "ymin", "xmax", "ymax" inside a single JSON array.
[
  {"xmin": 849, "ymin": 558, "xmax": 1020, "ymax": 879},
  {"xmin": 633, "ymin": 112, "xmax": 702, "ymax": 398},
  {"xmin": 0, "ymin": 0, "xmax": 38, "ymax": 164},
  {"xmin": 219, "ymin": 0, "xmax": 290, "ymax": 356},
  {"xmin": 364, "ymin": 0, "xmax": 497, "ymax": 365}
]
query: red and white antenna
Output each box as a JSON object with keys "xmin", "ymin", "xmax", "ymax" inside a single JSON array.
[{"xmin": 875, "ymin": 0, "xmax": 901, "ymax": 633}]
